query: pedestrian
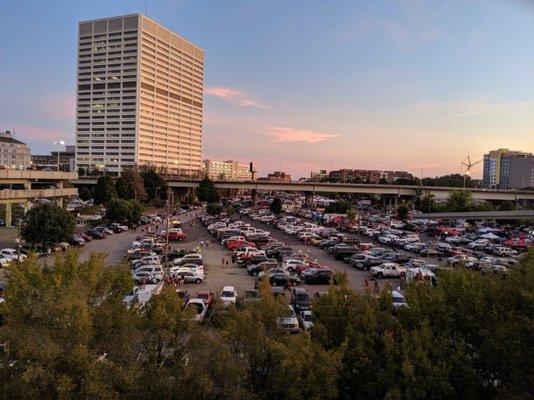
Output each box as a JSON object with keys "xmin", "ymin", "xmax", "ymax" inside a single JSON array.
[
  {"xmin": 225, "ymin": 259, "xmax": 230, "ymax": 267},
  {"xmin": 232, "ymin": 253, "xmax": 237, "ymax": 264},
  {"xmin": 200, "ymin": 240, "xmax": 204, "ymax": 247},
  {"xmin": 221, "ymin": 257, "xmax": 225, "ymax": 269},
  {"xmin": 285, "ymin": 281, "xmax": 291, "ymax": 291},
  {"xmin": 364, "ymin": 278, "xmax": 370, "ymax": 292},
  {"xmin": 373, "ymin": 280, "xmax": 380, "ymax": 294}
]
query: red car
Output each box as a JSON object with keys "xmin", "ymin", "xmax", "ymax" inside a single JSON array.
[
  {"xmin": 295, "ymin": 262, "xmax": 328, "ymax": 275},
  {"xmin": 168, "ymin": 231, "xmax": 187, "ymax": 242},
  {"xmin": 227, "ymin": 240, "xmax": 256, "ymax": 251},
  {"xmin": 196, "ymin": 291, "xmax": 215, "ymax": 308}
]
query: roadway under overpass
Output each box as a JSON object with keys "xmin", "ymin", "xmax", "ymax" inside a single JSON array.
[
  {"xmin": 412, "ymin": 210, "xmax": 534, "ymax": 220},
  {"xmin": 0, "ymin": 171, "xmax": 78, "ymax": 227}
]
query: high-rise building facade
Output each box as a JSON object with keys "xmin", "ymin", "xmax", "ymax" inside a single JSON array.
[
  {"xmin": 75, "ymin": 14, "xmax": 204, "ymax": 176},
  {"xmin": 499, "ymin": 153, "xmax": 534, "ymax": 189},
  {"xmin": 203, "ymin": 160, "xmax": 253, "ymax": 181},
  {"xmin": 483, "ymin": 148, "xmax": 533, "ymax": 189}
]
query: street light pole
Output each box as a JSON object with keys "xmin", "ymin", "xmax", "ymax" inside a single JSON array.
[{"xmin": 54, "ymin": 140, "xmax": 65, "ymax": 171}]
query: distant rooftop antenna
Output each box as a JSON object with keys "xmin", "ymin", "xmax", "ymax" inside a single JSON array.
[{"xmin": 461, "ymin": 155, "xmax": 482, "ymax": 188}]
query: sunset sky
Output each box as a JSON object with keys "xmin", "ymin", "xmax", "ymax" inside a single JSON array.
[{"xmin": 0, "ymin": 0, "xmax": 533, "ymax": 179}]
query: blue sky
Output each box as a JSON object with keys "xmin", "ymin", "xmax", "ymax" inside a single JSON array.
[{"xmin": 1, "ymin": 0, "xmax": 533, "ymax": 178}]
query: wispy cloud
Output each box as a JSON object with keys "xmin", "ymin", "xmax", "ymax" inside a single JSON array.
[
  {"xmin": 266, "ymin": 127, "xmax": 339, "ymax": 143},
  {"xmin": 205, "ymin": 86, "xmax": 268, "ymax": 109},
  {"xmin": 413, "ymin": 99, "xmax": 534, "ymax": 120}
]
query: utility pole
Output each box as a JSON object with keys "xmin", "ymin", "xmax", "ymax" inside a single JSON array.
[{"xmin": 163, "ymin": 187, "xmax": 171, "ymax": 268}]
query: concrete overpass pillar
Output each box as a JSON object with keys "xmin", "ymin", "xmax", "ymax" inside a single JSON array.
[
  {"xmin": 23, "ymin": 182, "xmax": 30, "ymax": 190},
  {"xmin": 23, "ymin": 201, "xmax": 30, "ymax": 214},
  {"xmin": 251, "ymin": 189, "xmax": 257, "ymax": 206},
  {"xmin": 394, "ymin": 196, "xmax": 398, "ymax": 210},
  {"xmin": 305, "ymin": 192, "xmax": 314, "ymax": 208},
  {"xmin": 5, "ymin": 203, "xmax": 12, "ymax": 228},
  {"xmin": 56, "ymin": 198, "xmax": 63, "ymax": 208},
  {"xmin": 56, "ymin": 181, "xmax": 64, "ymax": 189}
]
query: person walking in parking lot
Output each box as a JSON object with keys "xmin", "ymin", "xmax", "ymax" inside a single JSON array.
[
  {"xmin": 373, "ymin": 281, "xmax": 380, "ymax": 294},
  {"xmin": 221, "ymin": 257, "xmax": 225, "ymax": 269}
]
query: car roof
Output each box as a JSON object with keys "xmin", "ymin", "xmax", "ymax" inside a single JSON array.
[{"xmin": 222, "ymin": 286, "xmax": 235, "ymax": 291}]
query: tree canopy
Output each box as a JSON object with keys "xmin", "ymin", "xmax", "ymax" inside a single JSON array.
[
  {"xmin": 22, "ymin": 203, "xmax": 75, "ymax": 248},
  {"xmin": 396, "ymin": 202, "xmax": 410, "ymax": 221},
  {"xmin": 105, "ymin": 198, "xmax": 142, "ymax": 225},
  {"xmin": 269, "ymin": 197, "xmax": 283, "ymax": 215},
  {"xmin": 116, "ymin": 167, "xmax": 146, "ymax": 201},
  {"xmin": 206, "ymin": 203, "xmax": 223, "ymax": 216},
  {"xmin": 0, "ymin": 250, "xmax": 532, "ymax": 399},
  {"xmin": 324, "ymin": 200, "xmax": 351, "ymax": 214},
  {"xmin": 196, "ymin": 178, "xmax": 220, "ymax": 203},
  {"xmin": 78, "ymin": 186, "xmax": 92, "ymax": 201},
  {"xmin": 445, "ymin": 189, "xmax": 473, "ymax": 212},
  {"xmin": 141, "ymin": 169, "xmax": 168, "ymax": 201},
  {"xmin": 93, "ymin": 175, "xmax": 117, "ymax": 205}
]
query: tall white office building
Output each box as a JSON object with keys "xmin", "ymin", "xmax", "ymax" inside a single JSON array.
[{"xmin": 75, "ymin": 14, "xmax": 204, "ymax": 176}]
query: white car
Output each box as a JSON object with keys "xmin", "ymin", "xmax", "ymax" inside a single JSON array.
[
  {"xmin": 220, "ymin": 286, "xmax": 237, "ymax": 306},
  {"xmin": 171, "ymin": 253, "xmax": 202, "ymax": 266},
  {"xmin": 391, "ymin": 290, "xmax": 408, "ymax": 309},
  {"xmin": 282, "ymin": 259, "xmax": 306, "ymax": 273},
  {"xmin": 169, "ymin": 264, "xmax": 204, "ymax": 274},
  {"xmin": 132, "ymin": 270, "xmax": 163, "ymax": 284},
  {"xmin": 0, "ymin": 248, "xmax": 26, "ymax": 261},
  {"xmin": 278, "ymin": 305, "xmax": 300, "ymax": 333},
  {"xmin": 186, "ymin": 299, "xmax": 208, "ymax": 322},
  {"xmin": 378, "ymin": 235, "xmax": 398, "ymax": 244},
  {"xmin": 133, "ymin": 265, "xmax": 164, "ymax": 276},
  {"xmin": 298, "ymin": 310, "xmax": 315, "ymax": 330},
  {"xmin": 370, "ymin": 263, "xmax": 405, "ymax": 279},
  {"xmin": 173, "ymin": 269, "xmax": 205, "ymax": 284}
]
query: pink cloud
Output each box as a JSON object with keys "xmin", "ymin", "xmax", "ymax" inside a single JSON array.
[
  {"xmin": 14, "ymin": 124, "xmax": 73, "ymax": 145},
  {"xmin": 205, "ymin": 86, "xmax": 268, "ymax": 109},
  {"xmin": 266, "ymin": 127, "xmax": 339, "ymax": 143}
]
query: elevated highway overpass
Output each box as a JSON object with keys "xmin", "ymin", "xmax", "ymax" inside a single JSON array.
[{"xmin": 71, "ymin": 178, "xmax": 534, "ymax": 202}]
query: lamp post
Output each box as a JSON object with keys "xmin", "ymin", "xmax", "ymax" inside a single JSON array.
[{"xmin": 54, "ymin": 140, "xmax": 65, "ymax": 171}]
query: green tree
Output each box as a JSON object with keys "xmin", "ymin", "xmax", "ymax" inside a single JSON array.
[
  {"xmin": 498, "ymin": 200, "xmax": 516, "ymax": 211},
  {"xmin": 346, "ymin": 208, "xmax": 357, "ymax": 223},
  {"xmin": 269, "ymin": 197, "xmax": 283, "ymax": 215},
  {"xmin": 116, "ymin": 167, "xmax": 146, "ymax": 201},
  {"xmin": 141, "ymin": 168, "xmax": 168, "ymax": 201},
  {"xmin": 418, "ymin": 192, "xmax": 438, "ymax": 213},
  {"xmin": 78, "ymin": 186, "xmax": 92, "ymax": 201},
  {"xmin": 396, "ymin": 202, "xmax": 410, "ymax": 221},
  {"xmin": 105, "ymin": 199, "xmax": 142, "ymax": 225},
  {"xmin": 0, "ymin": 252, "xmax": 135, "ymax": 399},
  {"xmin": 207, "ymin": 203, "xmax": 223, "ymax": 216},
  {"xmin": 22, "ymin": 203, "xmax": 75, "ymax": 248},
  {"xmin": 445, "ymin": 189, "xmax": 473, "ymax": 212},
  {"xmin": 325, "ymin": 200, "xmax": 351, "ymax": 214},
  {"xmin": 226, "ymin": 204, "xmax": 236, "ymax": 218},
  {"xmin": 196, "ymin": 177, "xmax": 220, "ymax": 203},
  {"xmin": 93, "ymin": 175, "xmax": 117, "ymax": 205}
]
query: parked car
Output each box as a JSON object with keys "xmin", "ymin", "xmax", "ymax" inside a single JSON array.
[
  {"xmin": 298, "ymin": 310, "xmax": 315, "ymax": 330},
  {"xmin": 291, "ymin": 287, "xmax": 311, "ymax": 312},
  {"xmin": 370, "ymin": 263, "xmax": 405, "ymax": 279},
  {"xmin": 301, "ymin": 268, "xmax": 334, "ymax": 285},
  {"xmin": 220, "ymin": 286, "xmax": 238, "ymax": 307},
  {"xmin": 278, "ymin": 305, "xmax": 300, "ymax": 333},
  {"xmin": 186, "ymin": 299, "xmax": 208, "ymax": 322}
]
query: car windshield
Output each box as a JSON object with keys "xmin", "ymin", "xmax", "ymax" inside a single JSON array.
[
  {"xmin": 222, "ymin": 291, "xmax": 234, "ymax": 297},
  {"xmin": 392, "ymin": 295, "xmax": 405, "ymax": 304},
  {"xmin": 303, "ymin": 314, "xmax": 314, "ymax": 322},
  {"xmin": 296, "ymin": 294, "xmax": 309, "ymax": 301}
]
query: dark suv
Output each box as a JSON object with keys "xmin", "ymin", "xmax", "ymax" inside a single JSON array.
[{"xmin": 291, "ymin": 288, "xmax": 311, "ymax": 312}]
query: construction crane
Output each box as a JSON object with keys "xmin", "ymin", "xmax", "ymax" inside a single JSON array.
[{"xmin": 461, "ymin": 155, "xmax": 483, "ymax": 188}]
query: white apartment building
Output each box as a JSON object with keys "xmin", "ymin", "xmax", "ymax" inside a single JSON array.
[
  {"xmin": 0, "ymin": 131, "xmax": 32, "ymax": 169},
  {"xmin": 75, "ymin": 14, "xmax": 203, "ymax": 176},
  {"xmin": 203, "ymin": 160, "xmax": 253, "ymax": 181}
]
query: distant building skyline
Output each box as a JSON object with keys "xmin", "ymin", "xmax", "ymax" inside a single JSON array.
[
  {"xmin": 203, "ymin": 159, "xmax": 252, "ymax": 181},
  {"xmin": 0, "ymin": 131, "xmax": 32, "ymax": 169}
]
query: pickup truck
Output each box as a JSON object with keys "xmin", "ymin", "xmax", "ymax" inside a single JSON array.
[{"xmin": 370, "ymin": 263, "xmax": 406, "ymax": 279}]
